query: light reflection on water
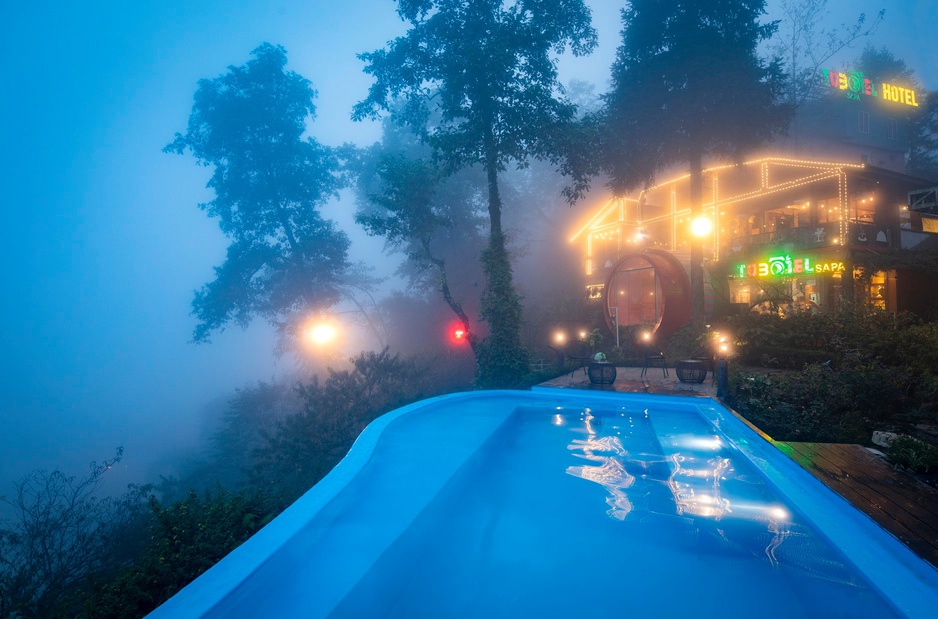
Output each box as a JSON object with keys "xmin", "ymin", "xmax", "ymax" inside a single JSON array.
[
  {"xmin": 321, "ymin": 402, "xmax": 903, "ymax": 618},
  {"xmin": 564, "ymin": 407, "xmax": 791, "ymax": 563}
]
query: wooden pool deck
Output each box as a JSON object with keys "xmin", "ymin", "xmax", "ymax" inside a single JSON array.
[
  {"xmin": 539, "ymin": 367, "xmax": 938, "ymax": 569},
  {"xmin": 776, "ymin": 441, "xmax": 938, "ymax": 568}
]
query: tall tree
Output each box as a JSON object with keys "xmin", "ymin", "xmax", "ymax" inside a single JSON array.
[
  {"xmin": 853, "ymin": 45, "xmax": 938, "ymax": 182},
  {"xmin": 353, "ymin": 0, "xmax": 597, "ymax": 388},
  {"xmin": 348, "ymin": 113, "xmax": 487, "ymax": 362},
  {"xmin": 601, "ymin": 0, "xmax": 794, "ymax": 322},
  {"xmin": 771, "ymin": 0, "xmax": 884, "ymax": 107},
  {"xmin": 166, "ymin": 44, "xmax": 351, "ymax": 344},
  {"xmin": 909, "ymin": 92, "xmax": 938, "ymax": 182}
]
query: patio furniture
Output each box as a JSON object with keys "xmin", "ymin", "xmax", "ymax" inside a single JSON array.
[
  {"xmin": 563, "ymin": 339, "xmax": 592, "ymax": 375},
  {"xmin": 587, "ymin": 361, "xmax": 617, "ymax": 385},
  {"xmin": 675, "ymin": 359, "xmax": 708, "ymax": 383},
  {"xmin": 641, "ymin": 349, "xmax": 669, "ymax": 378}
]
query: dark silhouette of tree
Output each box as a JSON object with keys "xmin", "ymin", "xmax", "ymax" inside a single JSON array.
[
  {"xmin": 771, "ymin": 0, "xmax": 884, "ymax": 107},
  {"xmin": 601, "ymin": 0, "xmax": 794, "ymax": 322},
  {"xmin": 0, "ymin": 450, "xmax": 150, "ymax": 618},
  {"xmin": 909, "ymin": 92, "xmax": 938, "ymax": 182},
  {"xmin": 347, "ymin": 113, "xmax": 487, "ymax": 362},
  {"xmin": 253, "ymin": 349, "xmax": 436, "ymax": 498},
  {"xmin": 82, "ymin": 487, "xmax": 276, "ymax": 618},
  {"xmin": 165, "ymin": 44, "xmax": 351, "ymax": 343},
  {"xmin": 849, "ymin": 45, "xmax": 937, "ymax": 182},
  {"xmin": 353, "ymin": 0, "xmax": 597, "ymax": 387}
]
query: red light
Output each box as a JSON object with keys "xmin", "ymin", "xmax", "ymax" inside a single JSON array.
[{"xmin": 448, "ymin": 323, "xmax": 469, "ymax": 345}]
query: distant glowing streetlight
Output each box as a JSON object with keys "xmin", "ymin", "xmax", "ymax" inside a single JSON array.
[
  {"xmin": 304, "ymin": 322, "xmax": 338, "ymax": 347},
  {"xmin": 554, "ymin": 331, "xmax": 567, "ymax": 344}
]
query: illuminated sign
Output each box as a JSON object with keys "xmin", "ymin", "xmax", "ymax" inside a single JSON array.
[
  {"xmin": 735, "ymin": 255, "xmax": 845, "ymax": 278},
  {"xmin": 821, "ymin": 69, "xmax": 918, "ymax": 107}
]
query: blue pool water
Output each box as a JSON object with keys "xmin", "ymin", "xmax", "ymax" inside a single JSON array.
[{"xmin": 149, "ymin": 389, "xmax": 938, "ymax": 618}]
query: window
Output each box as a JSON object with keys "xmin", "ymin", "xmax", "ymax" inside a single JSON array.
[
  {"xmin": 858, "ymin": 111, "xmax": 870, "ymax": 134},
  {"xmin": 887, "ymin": 117, "xmax": 898, "ymax": 141},
  {"xmin": 869, "ymin": 271, "xmax": 886, "ymax": 310}
]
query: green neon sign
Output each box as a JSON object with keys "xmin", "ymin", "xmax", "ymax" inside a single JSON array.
[{"xmin": 736, "ymin": 255, "xmax": 845, "ymax": 278}]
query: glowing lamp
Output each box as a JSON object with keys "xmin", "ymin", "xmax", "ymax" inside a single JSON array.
[
  {"xmin": 690, "ymin": 216, "xmax": 713, "ymax": 237},
  {"xmin": 305, "ymin": 323, "xmax": 337, "ymax": 346},
  {"xmin": 554, "ymin": 331, "xmax": 566, "ymax": 344},
  {"xmin": 448, "ymin": 323, "xmax": 469, "ymax": 345}
]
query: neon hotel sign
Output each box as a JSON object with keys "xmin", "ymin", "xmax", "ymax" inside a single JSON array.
[
  {"xmin": 735, "ymin": 255, "xmax": 845, "ymax": 278},
  {"xmin": 821, "ymin": 68, "xmax": 919, "ymax": 106}
]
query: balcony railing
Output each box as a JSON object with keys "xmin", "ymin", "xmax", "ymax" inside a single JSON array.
[{"xmin": 722, "ymin": 221, "xmax": 900, "ymax": 253}]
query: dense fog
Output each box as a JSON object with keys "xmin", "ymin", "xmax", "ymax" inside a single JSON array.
[{"xmin": 1, "ymin": 0, "xmax": 935, "ymax": 499}]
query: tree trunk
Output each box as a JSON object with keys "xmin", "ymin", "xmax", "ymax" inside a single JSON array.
[
  {"xmin": 423, "ymin": 239, "xmax": 479, "ymax": 358},
  {"xmin": 476, "ymin": 143, "xmax": 528, "ymax": 388},
  {"xmin": 689, "ymin": 151, "xmax": 705, "ymax": 324}
]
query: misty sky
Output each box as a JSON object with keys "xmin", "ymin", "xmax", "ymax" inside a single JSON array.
[{"xmin": 1, "ymin": 0, "xmax": 936, "ymax": 487}]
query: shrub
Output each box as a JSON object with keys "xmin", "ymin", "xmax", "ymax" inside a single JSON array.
[{"xmin": 887, "ymin": 436, "xmax": 938, "ymax": 474}]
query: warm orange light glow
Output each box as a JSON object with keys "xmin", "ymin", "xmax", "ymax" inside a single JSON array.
[
  {"xmin": 691, "ymin": 216, "xmax": 713, "ymax": 237},
  {"xmin": 305, "ymin": 323, "xmax": 337, "ymax": 346}
]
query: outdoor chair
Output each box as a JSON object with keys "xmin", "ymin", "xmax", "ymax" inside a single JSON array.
[
  {"xmin": 563, "ymin": 339, "xmax": 593, "ymax": 375},
  {"xmin": 641, "ymin": 346, "xmax": 669, "ymax": 378}
]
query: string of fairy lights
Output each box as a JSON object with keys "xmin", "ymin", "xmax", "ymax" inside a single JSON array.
[{"xmin": 573, "ymin": 157, "xmax": 876, "ymax": 276}]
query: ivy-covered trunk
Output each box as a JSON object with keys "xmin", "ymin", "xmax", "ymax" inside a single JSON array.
[{"xmin": 476, "ymin": 154, "xmax": 528, "ymax": 388}]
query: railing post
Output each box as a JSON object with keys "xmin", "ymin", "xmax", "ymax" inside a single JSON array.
[{"xmin": 716, "ymin": 358, "xmax": 729, "ymax": 400}]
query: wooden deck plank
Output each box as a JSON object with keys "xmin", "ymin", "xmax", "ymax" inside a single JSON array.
[
  {"xmin": 781, "ymin": 442, "xmax": 938, "ymax": 538},
  {"xmin": 780, "ymin": 443, "xmax": 936, "ymax": 540},
  {"xmin": 776, "ymin": 441, "xmax": 938, "ymax": 568},
  {"xmin": 783, "ymin": 442, "xmax": 938, "ymax": 539},
  {"xmin": 821, "ymin": 444, "xmax": 938, "ymax": 521}
]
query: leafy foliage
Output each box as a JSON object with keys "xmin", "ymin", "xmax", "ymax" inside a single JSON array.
[
  {"xmin": 726, "ymin": 309, "xmax": 938, "ymax": 442},
  {"xmin": 770, "ymin": 0, "xmax": 883, "ymax": 106},
  {"xmin": 354, "ymin": 0, "xmax": 598, "ymax": 387},
  {"xmin": 348, "ymin": 120, "xmax": 487, "ymax": 356},
  {"xmin": 208, "ymin": 380, "xmax": 305, "ymax": 488},
  {"xmin": 600, "ymin": 0, "xmax": 794, "ymax": 322},
  {"xmin": 908, "ymin": 90, "xmax": 938, "ymax": 182},
  {"xmin": 81, "ymin": 488, "xmax": 276, "ymax": 619},
  {"xmin": 601, "ymin": 0, "xmax": 793, "ymax": 193},
  {"xmin": 0, "ymin": 450, "xmax": 150, "ymax": 618},
  {"xmin": 165, "ymin": 43, "xmax": 352, "ymax": 343},
  {"xmin": 252, "ymin": 349, "xmax": 441, "ymax": 499},
  {"xmin": 887, "ymin": 436, "xmax": 938, "ymax": 474}
]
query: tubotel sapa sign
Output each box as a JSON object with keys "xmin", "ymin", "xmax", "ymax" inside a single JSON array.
[
  {"xmin": 821, "ymin": 68, "xmax": 918, "ymax": 107},
  {"xmin": 735, "ymin": 255, "xmax": 845, "ymax": 278}
]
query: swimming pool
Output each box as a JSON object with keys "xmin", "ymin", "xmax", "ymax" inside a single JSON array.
[{"xmin": 148, "ymin": 388, "xmax": 938, "ymax": 618}]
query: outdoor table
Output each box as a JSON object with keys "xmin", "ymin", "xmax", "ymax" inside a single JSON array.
[
  {"xmin": 587, "ymin": 361, "xmax": 617, "ymax": 385},
  {"xmin": 675, "ymin": 359, "xmax": 707, "ymax": 383}
]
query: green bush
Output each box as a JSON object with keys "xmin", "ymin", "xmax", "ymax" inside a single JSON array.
[
  {"xmin": 81, "ymin": 488, "xmax": 276, "ymax": 618},
  {"xmin": 887, "ymin": 436, "xmax": 938, "ymax": 473}
]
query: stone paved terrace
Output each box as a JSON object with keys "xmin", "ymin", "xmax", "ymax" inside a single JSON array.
[{"xmin": 538, "ymin": 365, "xmax": 717, "ymax": 396}]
